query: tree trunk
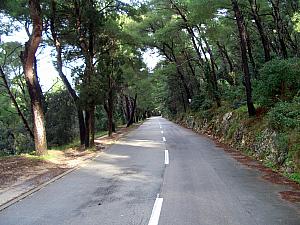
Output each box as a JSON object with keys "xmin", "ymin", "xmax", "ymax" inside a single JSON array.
[
  {"xmin": 232, "ymin": 0, "xmax": 256, "ymax": 117},
  {"xmin": 124, "ymin": 95, "xmax": 131, "ymax": 122},
  {"xmin": 245, "ymin": 29, "xmax": 258, "ymax": 79},
  {"xmin": 50, "ymin": 0, "xmax": 86, "ymax": 145},
  {"xmin": 77, "ymin": 108, "xmax": 86, "ymax": 146},
  {"xmin": 201, "ymin": 34, "xmax": 221, "ymax": 107},
  {"xmin": 126, "ymin": 93, "xmax": 137, "ymax": 127},
  {"xmin": 84, "ymin": 110, "xmax": 90, "ymax": 148},
  {"xmin": 107, "ymin": 93, "xmax": 114, "ymax": 137},
  {"xmin": 89, "ymin": 106, "xmax": 95, "ymax": 147},
  {"xmin": 106, "ymin": 63, "xmax": 114, "ymax": 137},
  {"xmin": 269, "ymin": 0, "xmax": 288, "ymax": 59},
  {"xmin": 20, "ymin": 0, "xmax": 47, "ymax": 155},
  {"xmin": 167, "ymin": 46, "xmax": 192, "ymax": 101},
  {"xmin": 248, "ymin": 0, "xmax": 271, "ymax": 62},
  {"xmin": 104, "ymin": 98, "xmax": 113, "ymax": 137}
]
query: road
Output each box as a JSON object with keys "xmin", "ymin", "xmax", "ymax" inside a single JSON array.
[{"xmin": 0, "ymin": 117, "xmax": 299, "ymax": 225}]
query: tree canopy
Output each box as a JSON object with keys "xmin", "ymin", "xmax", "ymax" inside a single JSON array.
[{"xmin": 0, "ymin": 0, "xmax": 300, "ymax": 156}]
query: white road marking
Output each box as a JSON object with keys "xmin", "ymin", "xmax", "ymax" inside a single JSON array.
[
  {"xmin": 165, "ymin": 150, "xmax": 169, "ymax": 165},
  {"xmin": 148, "ymin": 197, "xmax": 164, "ymax": 225},
  {"xmin": 159, "ymin": 125, "xmax": 162, "ymax": 129},
  {"xmin": 161, "ymin": 130, "xmax": 164, "ymax": 134},
  {"xmin": 162, "ymin": 137, "xmax": 166, "ymax": 142}
]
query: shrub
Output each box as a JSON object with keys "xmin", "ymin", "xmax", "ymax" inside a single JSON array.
[
  {"xmin": 45, "ymin": 90, "xmax": 78, "ymax": 147},
  {"xmin": 254, "ymin": 58, "xmax": 300, "ymax": 106},
  {"xmin": 268, "ymin": 97, "xmax": 300, "ymax": 131},
  {"xmin": 191, "ymin": 93, "xmax": 213, "ymax": 111}
]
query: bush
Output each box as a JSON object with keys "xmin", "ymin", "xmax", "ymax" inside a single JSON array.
[
  {"xmin": 268, "ymin": 97, "xmax": 300, "ymax": 131},
  {"xmin": 254, "ymin": 58, "xmax": 300, "ymax": 106},
  {"xmin": 191, "ymin": 93, "xmax": 213, "ymax": 111},
  {"xmin": 45, "ymin": 90, "xmax": 78, "ymax": 147}
]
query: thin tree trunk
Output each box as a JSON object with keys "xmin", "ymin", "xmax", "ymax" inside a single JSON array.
[
  {"xmin": 50, "ymin": 0, "xmax": 86, "ymax": 145},
  {"xmin": 269, "ymin": 0, "xmax": 288, "ymax": 59},
  {"xmin": 107, "ymin": 92, "xmax": 114, "ymax": 137},
  {"xmin": 168, "ymin": 46, "xmax": 192, "ymax": 101},
  {"xmin": 89, "ymin": 105, "xmax": 95, "ymax": 147},
  {"xmin": 201, "ymin": 34, "xmax": 221, "ymax": 107},
  {"xmin": 0, "ymin": 66, "xmax": 34, "ymax": 139},
  {"xmin": 126, "ymin": 93, "xmax": 137, "ymax": 127},
  {"xmin": 124, "ymin": 95, "xmax": 131, "ymax": 122},
  {"xmin": 248, "ymin": 0, "xmax": 271, "ymax": 62},
  {"xmin": 84, "ymin": 110, "xmax": 90, "ymax": 148},
  {"xmin": 218, "ymin": 42, "xmax": 234, "ymax": 72},
  {"xmin": 232, "ymin": 0, "xmax": 256, "ymax": 117},
  {"xmin": 245, "ymin": 29, "xmax": 258, "ymax": 79},
  {"xmin": 104, "ymin": 73, "xmax": 114, "ymax": 138}
]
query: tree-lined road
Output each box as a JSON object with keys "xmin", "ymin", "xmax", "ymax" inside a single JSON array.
[{"xmin": 0, "ymin": 117, "xmax": 299, "ymax": 225}]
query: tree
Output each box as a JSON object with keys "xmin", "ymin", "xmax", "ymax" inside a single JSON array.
[
  {"xmin": 49, "ymin": 0, "xmax": 86, "ymax": 146},
  {"xmin": 231, "ymin": 0, "xmax": 256, "ymax": 116},
  {"xmin": 20, "ymin": 0, "xmax": 47, "ymax": 155}
]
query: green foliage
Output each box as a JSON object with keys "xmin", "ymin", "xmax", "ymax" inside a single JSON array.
[
  {"xmin": 268, "ymin": 98, "xmax": 300, "ymax": 131},
  {"xmin": 95, "ymin": 105, "xmax": 108, "ymax": 131},
  {"xmin": 292, "ymin": 12, "xmax": 300, "ymax": 32},
  {"xmin": 285, "ymin": 173, "xmax": 300, "ymax": 184},
  {"xmin": 254, "ymin": 59, "xmax": 300, "ymax": 106},
  {"xmin": 191, "ymin": 93, "xmax": 213, "ymax": 111},
  {"xmin": 0, "ymin": 84, "xmax": 33, "ymax": 155},
  {"xmin": 45, "ymin": 89, "xmax": 78, "ymax": 147}
]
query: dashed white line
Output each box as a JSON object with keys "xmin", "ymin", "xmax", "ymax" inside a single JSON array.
[
  {"xmin": 161, "ymin": 130, "xmax": 164, "ymax": 134},
  {"xmin": 162, "ymin": 137, "xmax": 166, "ymax": 142},
  {"xmin": 165, "ymin": 150, "xmax": 169, "ymax": 165},
  {"xmin": 148, "ymin": 197, "xmax": 164, "ymax": 225}
]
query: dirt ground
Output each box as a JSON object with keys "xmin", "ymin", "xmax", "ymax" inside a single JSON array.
[{"xmin": 0, "ymin": 125, "xmax": 137, "ymax": 204}]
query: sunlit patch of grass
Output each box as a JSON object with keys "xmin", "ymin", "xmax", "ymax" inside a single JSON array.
[{"xmin": 22, "ymin": 151, "xmax": 57, "ymax": 161}]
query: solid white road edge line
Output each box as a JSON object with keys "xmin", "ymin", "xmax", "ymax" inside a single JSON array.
[
  {"xmin": 148, "ymin": 197, "xmax": 164, "ymax": 225},
  {"xmin": 162, "ymin": 137, "xmax": 166, "ymax": 142},
  {"xmin": 165, "ymin": 150, "xmax": 169, "ymax": 165}
]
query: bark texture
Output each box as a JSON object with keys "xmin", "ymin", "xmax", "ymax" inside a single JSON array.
[{"xmin": 20, "ymin": 0, "xmax": 47, "ymax": 155}]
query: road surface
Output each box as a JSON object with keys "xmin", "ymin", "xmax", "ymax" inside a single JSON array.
[{"xmin": 0, "ymin": 117, "xmax": 299, "ymax": 225}]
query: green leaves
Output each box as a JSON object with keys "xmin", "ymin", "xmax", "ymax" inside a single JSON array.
[{"xmin": 255, "ymin": 58, "xmax": 300, "ymax": 106}]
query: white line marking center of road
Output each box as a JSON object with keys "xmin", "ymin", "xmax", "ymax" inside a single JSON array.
[
  {"xmin": 165, "ymin": 150, "xmax": 169, "ymax": 165},
  {"xmin": 148, "ymin": 197, "xmax": 164, "ymax": 225},
  {"xmin": 161, "ymin": 130, "xmax": 164, "ymax": 134},
  {"xmin": 162, "ymin": 137, "xmax": 166, "ymax": 142}
]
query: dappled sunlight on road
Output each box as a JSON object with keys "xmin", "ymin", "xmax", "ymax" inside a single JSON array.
[
  {"xmin": 80, "ymin": 152, "xmax": 155, "ymax": 183},
  {"xmin": 117, "ymin": 139, "xmax": 162, "ymax": 149}
]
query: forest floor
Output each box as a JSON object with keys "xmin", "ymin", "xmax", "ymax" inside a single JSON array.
[{"xmin": 0, "ymin": 125, "xmax": 139, "ymax": 207}]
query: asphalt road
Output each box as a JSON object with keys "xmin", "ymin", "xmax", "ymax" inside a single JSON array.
[{"xmin": 0, "ymin": 117, "xmax": 299, "ymax": 225}]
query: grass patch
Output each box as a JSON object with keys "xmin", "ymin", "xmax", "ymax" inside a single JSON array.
[
  {"xmin": 49, "ymin": 139, "xmax": 80, "ymax": 151},
  {"xmin": 285, "ymin": 172, "xmax": 300, "ymax": 184},
  {"xmin": 263, "ymin": 161, "xmax": 277, "ymax": 170},
  {"xmin": 22, "ymin": 151, "xmax": 57, "ymax": 161},
  {"xmin": 95, "ymin": 130, "xmax": 107, "ymax": 138}
]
